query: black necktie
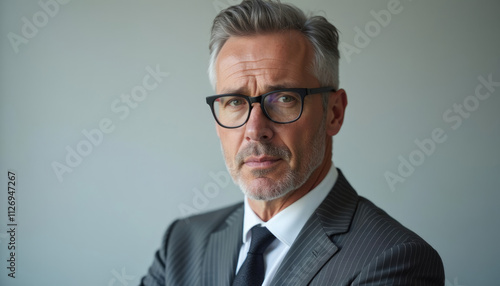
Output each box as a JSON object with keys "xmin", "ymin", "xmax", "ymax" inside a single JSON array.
[{"xmin": 232, "ymin": 226, "xmax": 276, "ymax": 286}]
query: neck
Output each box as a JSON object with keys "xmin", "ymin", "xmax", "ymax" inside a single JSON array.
[{"xmin": 247, "ymin": 138, "xmax": 333, "ymax": 222}]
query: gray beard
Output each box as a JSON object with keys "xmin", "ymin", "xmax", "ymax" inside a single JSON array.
[{"xmin": 221, "ymin": 117, "xmax": 326, "ymax": 201}]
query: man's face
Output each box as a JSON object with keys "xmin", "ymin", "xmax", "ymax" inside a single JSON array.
[{"xmin": 214, "ymin": 31, "xmax": 328, "ymax": 201}]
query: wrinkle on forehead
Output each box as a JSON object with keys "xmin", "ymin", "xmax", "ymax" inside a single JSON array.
[
  {"xmin": 221, "ymin": 65, "xmax": 303, "ymax": 88},
  {"xmin": 220, "ymin": 59, "xmax": 304, "ymax": 80},
  {"xmin": 215, "ymin": 31, "xmax": 317, "ymax": 94}
]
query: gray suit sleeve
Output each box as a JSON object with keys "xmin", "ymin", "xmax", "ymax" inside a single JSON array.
[
  {"xmin": 139, "ymin": 220, "xmax": 178, "ymax": 286},
  {"xmin": 352, "ymin": 240, "xmax": 445, "ymax": 286}
]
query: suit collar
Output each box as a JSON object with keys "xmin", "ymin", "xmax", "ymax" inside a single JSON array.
[
  {"xmin": 315, "ymin": 169, "xmax": 358, "ymax": 236},
  {"xmin": 271, "ymin": 169, "xmax": 359, "ymax": 285}
]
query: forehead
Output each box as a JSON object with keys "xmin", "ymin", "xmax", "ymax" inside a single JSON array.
[{"xmin": 215, "ymin": 31, "xmax": 317, "ymax": 93}]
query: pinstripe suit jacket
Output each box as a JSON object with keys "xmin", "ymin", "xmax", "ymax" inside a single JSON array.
[{"xmin": 140, "ymin": 170, "xmax": 444, "ymax": 285}]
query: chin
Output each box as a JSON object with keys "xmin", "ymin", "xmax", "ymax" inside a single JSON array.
[{"xmin": 239, "ymin": 176, "xmax": 296, "ymax": 201}]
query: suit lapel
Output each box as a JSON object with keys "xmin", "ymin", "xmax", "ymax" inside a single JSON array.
[
  {"xmin": 271, "ymin": 170, "xmax": 359, "ymax": 285},
  {"xmin": 201, "ymin": 205, "xmax": 244, "ymax": 286},
  {"xmin": 271, "ymin": 214, "xmax": 340, "ymax": 285}
]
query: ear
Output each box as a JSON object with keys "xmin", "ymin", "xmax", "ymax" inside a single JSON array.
[{"xmin": 326, "ymin": 89, "xmax": 347, "ymax": 136}]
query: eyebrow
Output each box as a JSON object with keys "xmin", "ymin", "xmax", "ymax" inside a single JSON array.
[{"xmin": 219, "ymin": 84, "xmax": 296, "ymax": 96}]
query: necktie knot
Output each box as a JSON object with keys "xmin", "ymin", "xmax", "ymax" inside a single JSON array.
[{"xmin": 248, "ymin": 226, "xmax": 275, "ymax": 255}]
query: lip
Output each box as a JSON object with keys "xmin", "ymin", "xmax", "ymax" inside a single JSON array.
[{"xmin": 243, "ymin": 156, "xmax": 281, "ymax": 168}]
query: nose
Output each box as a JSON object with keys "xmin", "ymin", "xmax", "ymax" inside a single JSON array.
[{"xmin": 244, "ymin": 104, "xmax": 274, "ymax": 142}]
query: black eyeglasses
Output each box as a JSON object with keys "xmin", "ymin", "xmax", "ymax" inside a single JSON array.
[{"xmin": 206, "ymin": 87, "xmax": 335, "ymax": 128}]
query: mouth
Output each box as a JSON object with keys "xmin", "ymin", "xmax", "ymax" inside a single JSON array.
[{"xmin": 243, "ymin": 156, "xmax": 281, "ymax": 169}]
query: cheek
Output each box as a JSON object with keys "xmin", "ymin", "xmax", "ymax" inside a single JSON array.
[
  {"xmin": 276, "ymin": 127, "xmax": 304, "ymax": 161},
  {"xmin": 290, "ymin": 135, "xmax": 308, "ymax": 164},
  {"xmin": 219, "ymin": 129, "xmax": 244, "ymax": 157},
  {"xmin": 282, "ymin": 118, "xmax": 321, "ymax": 163},
  {"xmin": 215, "ymin": 124, "xmax": 221, "ymax": 138}
]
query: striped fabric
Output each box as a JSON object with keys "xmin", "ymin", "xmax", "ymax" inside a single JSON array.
[{"xmin": 140, "ymin": 169, "xmax": 444, "ymax": 286}]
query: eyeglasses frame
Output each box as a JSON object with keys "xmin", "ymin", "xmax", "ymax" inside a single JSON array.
[{"xmin": 206, "ymin": 86, "xmax": 336, "ymax": 129}]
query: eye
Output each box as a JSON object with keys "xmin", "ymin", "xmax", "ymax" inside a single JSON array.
[
  {"xmin": 266, "ymin": 92, "xmax": 300, "ymax": 105},
  {"xmin": 277, "ymin": 95, "xmax": 296, "ymax": 103},
  {"xmin": 227, "ymin": 97, "xmax": 245, "ymax": 107},
  {"xmin": 220, "ymin": 96, "xmax": 247, "ymax": 109}
]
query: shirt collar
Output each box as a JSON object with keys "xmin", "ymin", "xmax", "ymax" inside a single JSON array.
[{"xmin": 242, "ymin": 163, "xmax": 338, "ymax": 246}]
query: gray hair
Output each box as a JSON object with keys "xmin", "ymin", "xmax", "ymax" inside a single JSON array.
[{"xmin": 208, "ymin": 0, "xmax": 340, "ymax": 100}]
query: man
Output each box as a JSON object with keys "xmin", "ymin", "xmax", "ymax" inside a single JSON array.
[{"xmin": 141, "ymin": 0, "xmax": 444, "ymax": 285}]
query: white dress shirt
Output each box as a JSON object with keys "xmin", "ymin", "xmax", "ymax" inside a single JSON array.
[{"xmin": 235, "ymin": 163, "xmax": 338, "ymax": 286}]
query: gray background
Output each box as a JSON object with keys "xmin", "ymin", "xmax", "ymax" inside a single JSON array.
[{"xmin": 1, "ymin": 0, "xmax": 499, "ymax": 285}]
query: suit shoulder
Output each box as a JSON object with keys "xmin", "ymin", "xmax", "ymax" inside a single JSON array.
[
  {"xmin": 172, "ymin": 202, "xmax": 244, "ymax": 234},
  {"xmin": 141, "ymin": 202, "xmax": 244, "ymax": 285},
  {"xmin": 352, "ymin": 196, "xmax": 433, "ymax": 247},
  {"xmin": 326, "ymin": 195, "xmax": 444, "ymax": 283}
]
